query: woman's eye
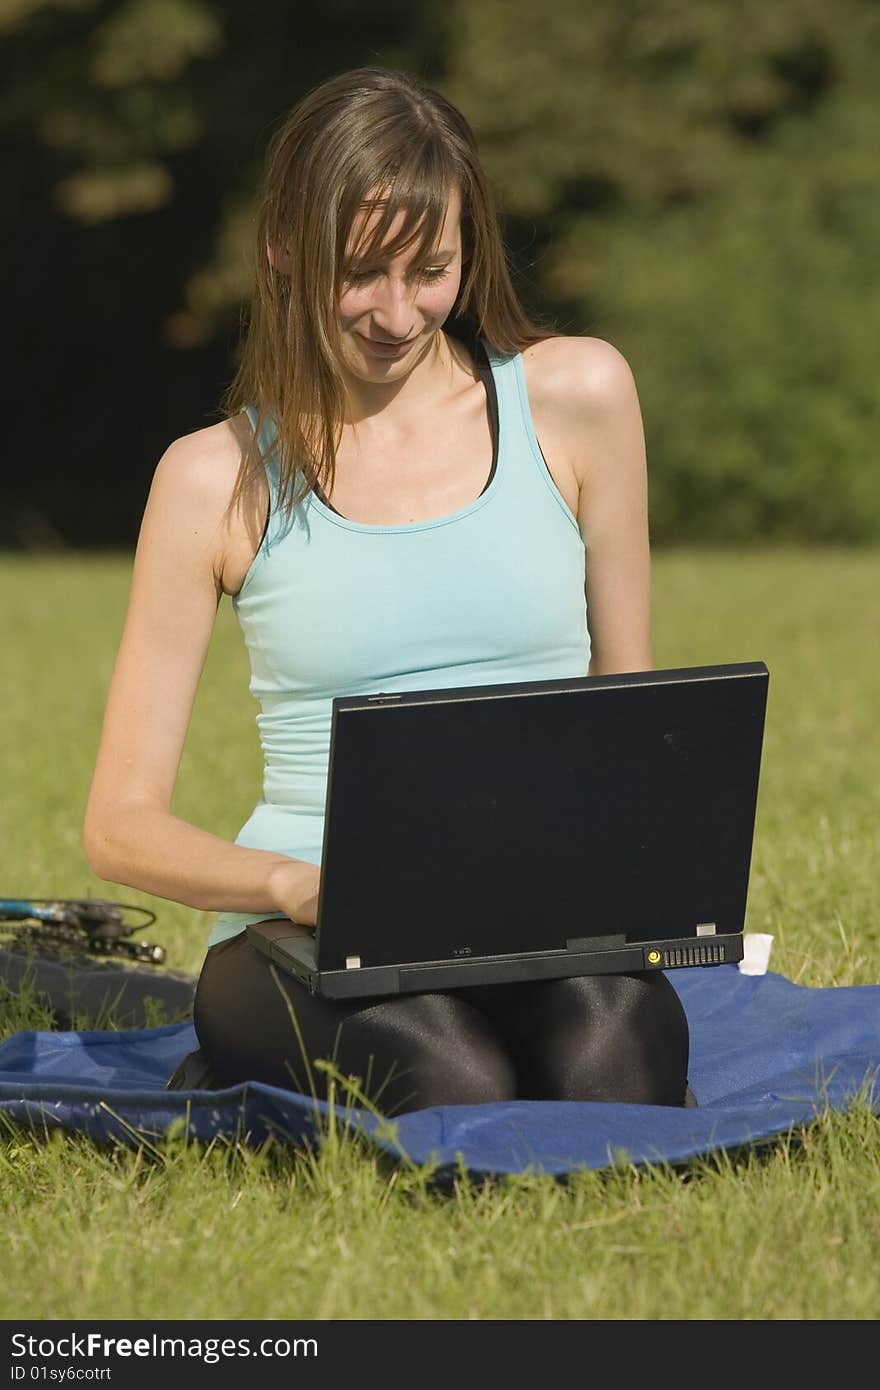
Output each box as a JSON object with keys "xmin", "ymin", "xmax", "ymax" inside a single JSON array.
[{"xmin": 343, "ymin": 265, "xmax": 450, "ymax": 287}]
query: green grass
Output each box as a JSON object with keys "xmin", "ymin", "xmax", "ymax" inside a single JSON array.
[{"xmin": 0, "ymin": 549, "xmax": 878, "ymax": 1320}]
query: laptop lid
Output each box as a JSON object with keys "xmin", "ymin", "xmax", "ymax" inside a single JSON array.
[{"xmin": 313, "ymin": 662, "xmax": 769, "ymax": 973}]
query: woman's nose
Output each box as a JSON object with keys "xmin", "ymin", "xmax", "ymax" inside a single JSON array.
[{"xmin": 370, "ymin": 276, "xmax": 416, "ymax": 340}]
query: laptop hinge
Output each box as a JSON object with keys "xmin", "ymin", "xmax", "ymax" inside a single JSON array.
[
  {"xmin": 696, "ymin": 922, "xmax": 717, "ymax": 937},
  {"xmin": 345, "ymin": 955, "xmax": 362, "ymax": 969}
]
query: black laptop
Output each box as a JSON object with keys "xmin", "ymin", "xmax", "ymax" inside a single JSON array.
[{"xmin": 247, "ymin": 661, "xmax": 769, "ymax": 999}]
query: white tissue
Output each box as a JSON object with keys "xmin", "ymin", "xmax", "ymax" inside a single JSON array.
[{"xmin": 738, "ymin": 932, "xmax": 774, "ymax": 976}]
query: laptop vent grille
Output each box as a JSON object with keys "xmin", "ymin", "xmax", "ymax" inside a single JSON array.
[{"xmin": 664, "ymin": 944, "xmax": 727, "ymax": 968}]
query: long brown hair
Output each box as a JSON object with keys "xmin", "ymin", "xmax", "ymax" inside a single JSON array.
[{"xmin": 222, "ymin": 66, "xmax": 555, "ymax": 519}]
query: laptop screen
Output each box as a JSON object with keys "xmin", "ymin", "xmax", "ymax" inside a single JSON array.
[{"xmin": 316, "ymin": 663, "xmax": 768, "ymax": 971}]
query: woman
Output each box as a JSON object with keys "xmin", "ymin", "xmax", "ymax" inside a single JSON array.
[{"xmin": 84, "ymin": 66, "xmax": 691, "ymax": 1113}]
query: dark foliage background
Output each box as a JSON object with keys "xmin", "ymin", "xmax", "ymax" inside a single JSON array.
[{"xmin": 2, "ymin": 0, "xmax": 877, "ymax": 548}]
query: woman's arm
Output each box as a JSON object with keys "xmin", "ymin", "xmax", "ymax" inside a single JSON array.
[
  {"xmin": 82, "ymin": 426, "xmax": 320, "ymax": 926},
  {"xmin": 575, "ymin": 340, "xmax": 651, "ymax": 676},
  {"xmin": 526, "ymin": 336, "xmax": 652, "ymax": 676}
]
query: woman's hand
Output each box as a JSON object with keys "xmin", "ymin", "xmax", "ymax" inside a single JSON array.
[{"xmin": 267, "ymin": 859, "xmax": 322, "ymax": 931}]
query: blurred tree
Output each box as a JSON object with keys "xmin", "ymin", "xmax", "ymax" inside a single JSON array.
[
  {"xmin": 1, "ymin": 0, "xmax": 877, "ymax": 545},
  {"xmin": 440, "ymin": 0, "xmax": 880, "ymax": 542},
  {"xmin": 0, "ymin": 0, "xmax": 445, "ymax": 545}
]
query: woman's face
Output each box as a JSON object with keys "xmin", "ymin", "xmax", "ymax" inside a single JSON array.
[{"xmin": 335, "ymin": 185, "xmax": 463, "ymax": 383}]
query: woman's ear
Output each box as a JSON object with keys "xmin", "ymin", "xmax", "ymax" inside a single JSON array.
[{"xmin": 266, "ymin": 239, "xmax": 293, "ymax": 274}]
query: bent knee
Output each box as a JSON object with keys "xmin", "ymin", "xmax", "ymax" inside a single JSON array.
[
  {"xmin": 421, "ymin": 1040, "xmax": 517, "ymax": 1108},
  {"xmin": 340, "ymin": 992, "xmax": 517, "ymax": 1113},
  {"xmin": 521, "ymin": 972, "xmax": 690, "ymax": 1106}
]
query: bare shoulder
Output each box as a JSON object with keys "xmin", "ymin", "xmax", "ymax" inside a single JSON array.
[
  {"xmin": 521, "ymin": 335, "xmax": 640, "ymax": 422},
  {"xmin": 520, "ymin": 335, "xmax": 646, "ymax": 503},
  {"xmin": 151, "ymin": 415, "xmax": 248, "ymax": 508},
  {"xmin": 148, "ymin": 414, "xmax": 267, "ymax": 594}
]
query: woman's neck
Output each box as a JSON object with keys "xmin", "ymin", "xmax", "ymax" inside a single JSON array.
[{"xmin": 339, "ymin": 329, "xmax": 476, "ymax": 430}]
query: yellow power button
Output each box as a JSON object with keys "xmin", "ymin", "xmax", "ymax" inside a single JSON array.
[{"xmin": 647, "ymin": 949, "xmax": 662, "ymax": 965}]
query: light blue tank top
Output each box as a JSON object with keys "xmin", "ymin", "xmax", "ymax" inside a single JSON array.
[{"xmin": 207, "ymin": 341, "xmax": 590, "ymax": 949}]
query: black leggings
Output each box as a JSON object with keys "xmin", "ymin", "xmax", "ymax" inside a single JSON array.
[{"xmin": 193, "ymin": 930, "xmax": 690, "ymax": 1115}]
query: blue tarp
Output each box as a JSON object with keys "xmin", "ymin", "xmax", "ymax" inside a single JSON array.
[{"xmin": 0, "ymin": 967, "xmax": 877, "ymax": 1178}]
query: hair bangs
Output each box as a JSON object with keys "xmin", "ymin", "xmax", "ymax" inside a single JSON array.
[{"xmin": 342, "ymin": 141, "xmax": 456, "ymax": 275}]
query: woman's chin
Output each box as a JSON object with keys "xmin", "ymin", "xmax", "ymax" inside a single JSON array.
[{"xmin": 342, "ymin": 330, "xmax": 438, "ymax": 379}]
